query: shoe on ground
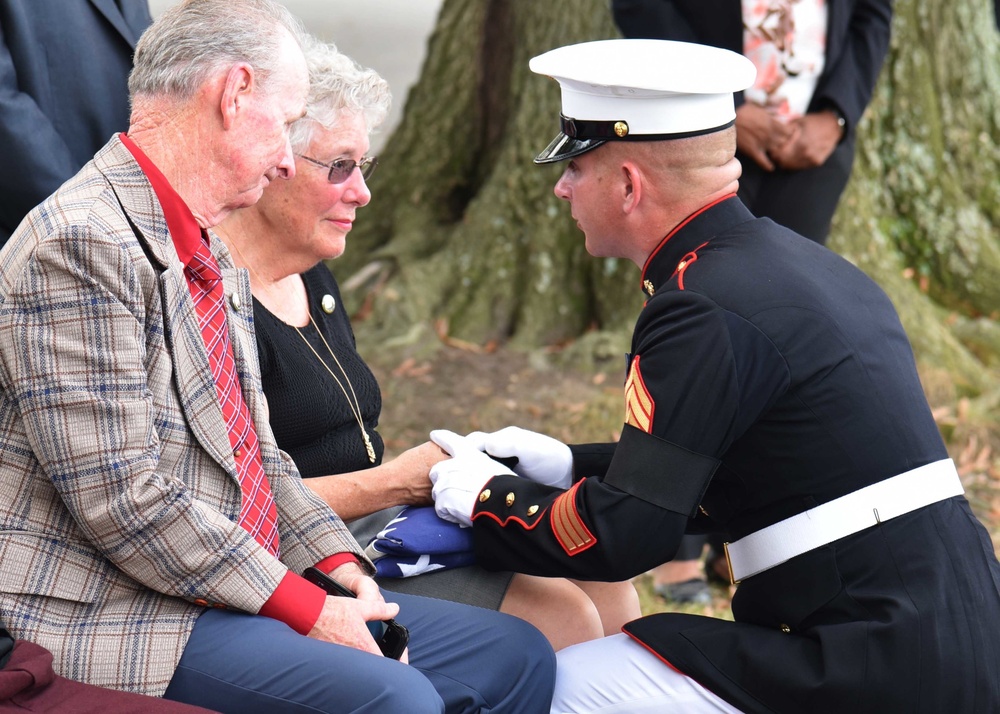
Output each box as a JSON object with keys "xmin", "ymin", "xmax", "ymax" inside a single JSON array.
[{"xmin": 653, "ymin": 578, "xmax": 712, "ymax": 605}]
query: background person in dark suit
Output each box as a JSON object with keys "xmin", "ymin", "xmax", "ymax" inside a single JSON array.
[
  {"xmin": 611, "ymin": 0, "xmax": 892, "ymax": 245},
  {"xmin": 0, "ymin": 0, "xmax": 152, "ymax": 246}
]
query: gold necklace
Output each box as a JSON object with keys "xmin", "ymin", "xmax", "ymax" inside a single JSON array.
[
  {"xmin": 225, "ymin": 236, "xmax": 376, "ymax": 464},
  {"xmin": 293, "ymin": 316, "xmax": 377, "ymax": 464}
]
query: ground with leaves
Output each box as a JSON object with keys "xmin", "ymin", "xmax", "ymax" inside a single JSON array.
[{"xmin": 357, "ymin": 325, "xmax": 1000, "ymax": 617}]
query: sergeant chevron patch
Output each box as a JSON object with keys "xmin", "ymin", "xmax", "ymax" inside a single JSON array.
[
  {"xmin": 551, "ymin": 480, "xmax": 596, "ymax": 556},
  {"xmin": 624, "ymin": 355, "xmax": 654, "ymax": 433}
]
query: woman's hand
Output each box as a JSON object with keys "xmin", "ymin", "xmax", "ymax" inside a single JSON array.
[
  {"xmin": 386, "ymin": 441, "xmax": 448, "ymax": 506},
  {"xmin": 769, "ymin": 110, "xmax": 842, "ymax": 170},
  {"xmin": 735, "ymin": 103, "xmax": 796, "ymax": 171}
]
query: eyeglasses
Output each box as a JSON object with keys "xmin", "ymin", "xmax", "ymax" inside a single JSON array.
[{"xmin": 297, "ymin": 154, "xmax": 378, "ymax": 184}]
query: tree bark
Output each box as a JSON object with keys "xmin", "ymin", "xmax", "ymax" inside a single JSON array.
[
  {"xmin": 342, "ymin": 0, "xmax": 1000, "ymax": 400},
  {"xmin": 340, "ymin": 0, "xmax": 631, "ymax": 348},
  {"xmin": 831, "ymin": 0, "xmax": 1000, "ymax": 394}
]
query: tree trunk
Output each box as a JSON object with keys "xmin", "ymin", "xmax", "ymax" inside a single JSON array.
[
  {"xmin": 342, "ymin": 0, "xmax": 1000, "ymax": 400},
  {"xmin": 832, "ymin": 0, "xmax": 1000, "ymax": 395},
  {"xmin": 340, "ymin": 0, "xmax": 631, "ymax": 348}
]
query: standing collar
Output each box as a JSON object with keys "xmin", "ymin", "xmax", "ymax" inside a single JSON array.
[
  {"xmin": 119, "ymin": 132, "xmax": 206, "ymax": 267},
  {"xmin": 639, "ymin": 195, "xmax": 753, "ymax": 294}
]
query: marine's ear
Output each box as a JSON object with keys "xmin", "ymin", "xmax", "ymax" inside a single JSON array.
[{"xmin": 621, "ymin": 159, "xmax": 644, "ymax": 215}]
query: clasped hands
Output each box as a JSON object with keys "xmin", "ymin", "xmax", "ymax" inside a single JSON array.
[
  {"xmin": 736, "ymin": 103, "xmax": 843, "ymax": 172},
  {"xmin": 428, "ymin": 426, "xmax": 573, "ymax": 527}
]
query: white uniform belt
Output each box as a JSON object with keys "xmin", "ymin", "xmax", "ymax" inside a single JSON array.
[{"xmin": 723, "ymin": 458, "xmax": 963, "ymax": 584}]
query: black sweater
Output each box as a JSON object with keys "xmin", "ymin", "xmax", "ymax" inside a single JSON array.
[{"xmin": 254, "ymin": 264, "xmax": 384, "ymax": 478}]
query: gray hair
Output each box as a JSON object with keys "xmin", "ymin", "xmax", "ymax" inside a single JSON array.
[
  {"xmin": 128, "ymin": 0, "xmax": 307, "ymax": 101},
  {"xmin": 289, "ymin": 36, "xmax": 392, "ymax": 153}
]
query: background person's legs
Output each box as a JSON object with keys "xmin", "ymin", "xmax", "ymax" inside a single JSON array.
[
  {"xmin": 736, "ymin": 138, "xmax": 855, "ymax": 245},
  {"xmin": 550, "ymin": 633, "xmax": 742, "ymax": 714},
  {"xmin": 650, "ymin": 534, "xmax": 710, "ymax": 605},
  {"xmin": 569, "ymin": 579, "xmax": 642, "ymax": 636},
  {"xmin": 500, "ymin": 573, "xmax": 604, "ymax": 650}
]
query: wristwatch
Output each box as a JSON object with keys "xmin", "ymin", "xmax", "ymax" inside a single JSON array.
[{"xmin": 829, "ymin": 106, "xmax": 847, "ymax": 138}]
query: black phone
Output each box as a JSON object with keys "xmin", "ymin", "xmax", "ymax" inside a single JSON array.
[{"xmin": 302, "ymin": 567, "xmax": 409, "ymax": 660}]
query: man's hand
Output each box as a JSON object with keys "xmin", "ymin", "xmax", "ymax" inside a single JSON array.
[
  {"xmin": 306, "ymin": 594, "xmax": 400, "ymax": 656},
  {"xmin": 735, "ymin": 103, "xmax": 797, "ymax": 171},
  {"xmin": 328, "ymin": 562, "xmax": 383, "ymax": 603},
  {"xmin": 309, "ymin": 563, "xmax": 408, "ymax": 662},
  {"xmin": 428, "ymin": 430, "xmax": 514, "ymax": 526},
  {"xmin": 465, "ymin": 426, "xmax": 573, "ymax": 489},
  {"xmin": 770, "ymin": 110, "xmax": 843, "ymax": 170}
]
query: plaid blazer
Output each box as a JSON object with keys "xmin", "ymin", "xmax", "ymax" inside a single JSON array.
[{"xmin": 0, "ymin": 136, "xmax": 369, "ymax": 696}]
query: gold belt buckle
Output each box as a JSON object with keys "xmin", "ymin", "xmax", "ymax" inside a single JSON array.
[{"xmin": 722, "ymin": 541, "xmax": 740, "ymax": 586}]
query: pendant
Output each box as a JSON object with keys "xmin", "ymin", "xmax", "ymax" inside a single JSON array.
[{"xmin": 362, "ymin": 429, "xmax": 376, "ymax": 464}]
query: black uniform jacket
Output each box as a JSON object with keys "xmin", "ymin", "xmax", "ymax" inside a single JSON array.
[{"xmin": 471, "ymin": 197, "xmax": 1000, "ymax": 713}]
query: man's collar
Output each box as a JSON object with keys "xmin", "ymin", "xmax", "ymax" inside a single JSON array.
[{"xmin": 119, "ymin": 132, "xmax": 207, "ymax": 266}]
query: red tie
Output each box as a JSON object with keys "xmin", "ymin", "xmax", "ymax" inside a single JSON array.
[{"xmin": 186, "ymin": 238, "xmax": 280, "ymax": 556}]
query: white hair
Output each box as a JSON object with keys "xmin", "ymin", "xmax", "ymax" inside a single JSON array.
[
  {"xmin": 128, "ymin": 0, "xmax": 307, "ymax": 101},
  {"xmin": 289, "ymin": 36, "xmax": 392, "ymax": 153}
]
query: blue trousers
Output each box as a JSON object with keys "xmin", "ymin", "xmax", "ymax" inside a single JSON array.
[{"xmin": 162, "ymin": 591, "xmax": 554, "ymax": 714}]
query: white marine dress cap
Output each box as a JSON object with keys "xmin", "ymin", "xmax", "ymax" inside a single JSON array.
[{"xmin": 529, "ymin": 39, "xmax": 757, "ymax": 164}]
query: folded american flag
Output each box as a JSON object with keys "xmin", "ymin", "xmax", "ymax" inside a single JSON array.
[{"xmin": 364, "ymin": 506, "xmax": 476, "ymax": 578}]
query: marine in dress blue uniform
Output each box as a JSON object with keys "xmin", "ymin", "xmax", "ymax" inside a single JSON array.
[{"xmin": 429, "ymin": 39, "xmax": 1000, "ymax": 713}]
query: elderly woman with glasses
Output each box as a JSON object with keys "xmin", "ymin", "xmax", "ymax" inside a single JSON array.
[{"xmin": 214, "ymin": 38, "xmax": 640, "ymax": 651}]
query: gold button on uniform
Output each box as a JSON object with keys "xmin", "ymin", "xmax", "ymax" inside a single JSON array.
[
  {"xmin": 527, "ymin": 505, "xmax": 539, "ymax": 517},
  {"xmin": 321, "ymin": 294, "xmax": 337, "ymax": 314},
  {"xmin": 779, "ymin": 624, "xmax": 791, "ymax": 633},
  {"xmin": 505, "ymin": 492, "xmax": 515, "ymax": 507},
  {"xmin": 479, "ymin": 489, "xmax": 491, "ymax": 503}
]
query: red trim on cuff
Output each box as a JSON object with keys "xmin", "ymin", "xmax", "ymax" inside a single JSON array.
[
  {"xmin": 315, "ymin": 553, "xmax": 359, "ymax": 574},
  {"xmin": 258, "ymin": 571, "xmax": 326, "ymax": 635},
  {"xmin": 258, "ymin": 555, "xmax": 361, "ymax": 635}
]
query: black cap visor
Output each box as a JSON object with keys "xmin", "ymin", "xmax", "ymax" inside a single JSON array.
[{"xmin": 533, "ymin": 132, "xmax": 607, "ymax": 164}]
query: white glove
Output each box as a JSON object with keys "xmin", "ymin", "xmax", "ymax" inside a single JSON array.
[
  {"xmin": 428, "ymin": 430, "xmax": 515, "ymax": 527},
  {"xmin": 465, "ymin": 426, "xmax": 573, "ymax": 489}
]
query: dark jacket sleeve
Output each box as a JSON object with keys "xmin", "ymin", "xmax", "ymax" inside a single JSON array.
[
  {"xmin": 0, "ymin": 28, "xmax": 78, "ymax": 239},
  {"xmin": 0, "ymin": 0, "xmax": 150, "ymax": 243},
  {"xmin": 807, "ymin": 0, "xmax": 894, "ymax": 128},
  {"xmin": 610, "ymin": 0, "xmax": 699, "ymax": 41}
]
